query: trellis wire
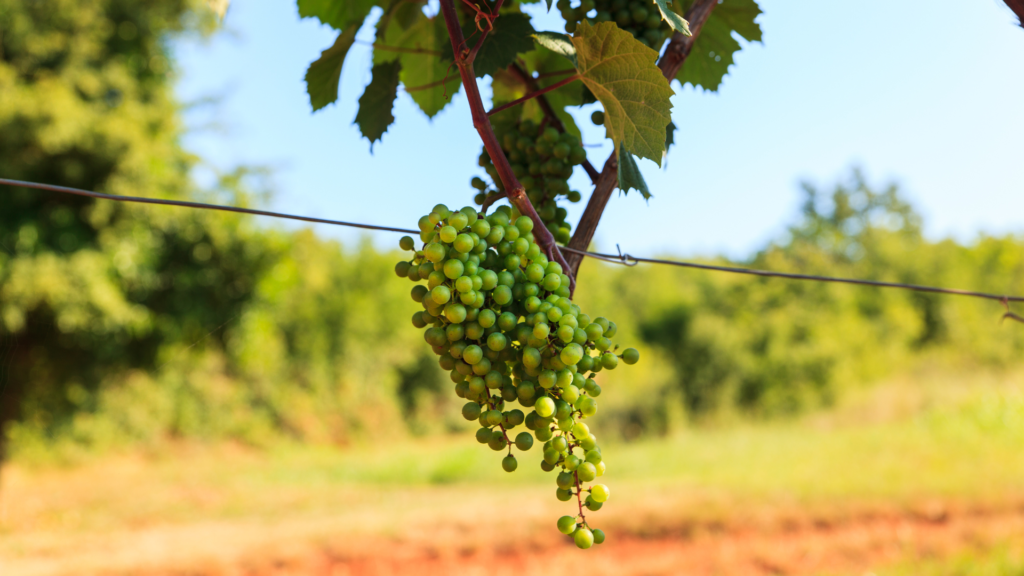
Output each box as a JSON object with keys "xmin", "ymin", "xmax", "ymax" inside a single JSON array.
[{"xmin": 2, "ymin": 177, "xmax": 1023, "ymax": 307}]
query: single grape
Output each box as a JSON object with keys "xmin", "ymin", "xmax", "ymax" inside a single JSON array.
[
  {"xmin": 534, "ymin": 396, "xmax": 555, "ymax": 418},
  {"xmin": 574, "ymin": 527, "xmax": 594, "ymax": 549},
  {"xmin": 557, "ymin": 515, "xmax": 577, "ymax": 535},
  {"xmin": 591, "ymin": 484, "xmax": 609, "ymax": 502},
  {"xmin": 502, "ymin": 455, "xmax": 518, "ymax": 472},
  {"xmin": 577, "ymin": 462, "xmax": 597, "ymax": 482},
  {"xmin": 515, "ymin": 432, "xmax": 534, "ymax": 451},
  {"xmin": 556, "ymin": 488, "xmax": 573, "ymax": 502}
]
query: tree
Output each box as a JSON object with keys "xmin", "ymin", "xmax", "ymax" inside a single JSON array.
[{"xmin": 0, "ymin": 0, "xmax": 273, "ymax": 462}]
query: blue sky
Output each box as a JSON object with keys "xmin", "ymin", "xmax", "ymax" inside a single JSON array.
[{"xmin": 174, "ymin": 0, "xmax": 1024, "ymax": 259}]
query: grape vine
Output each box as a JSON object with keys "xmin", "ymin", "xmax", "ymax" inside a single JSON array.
[
  {"xmin": 396, "ymin": 203, "xmax": 639, "ymax": 548},
  {"xmin": 473, "ymin": 119, "xmax": 588, "ymax": 244}
]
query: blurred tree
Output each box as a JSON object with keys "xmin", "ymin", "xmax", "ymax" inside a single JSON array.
[{"xmin": 0, "ymin": 0, "xmax": 274, "ymax": 461}]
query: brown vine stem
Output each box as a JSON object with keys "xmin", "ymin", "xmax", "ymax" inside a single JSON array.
[
  {"xmin": 487, "ymin": 74, "xmax": 581, "ymax": 116},
  {"xmin": 507, "ymin": 63, "xmax": 599, "ymax": 183},
  {"xmin": 469, "ymin": 0, "xmax": 505, "ymax": 62},
  {"xmin": 564, "ymin": 0, "xmax": 719, "ymax": 277},
  {"xmin": 1003, "ymin": 0, "xmax": 1024, "ymax": 27},
  {"xmin": 479, "ymin": 191, "xmax": 507, "ymax": 213},
  {"xmin": 438, "ymin": 0, "xmax": 575, "ymax": 291}
]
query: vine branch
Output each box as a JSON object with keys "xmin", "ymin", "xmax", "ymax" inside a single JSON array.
[
  {"xmin": 438, "ymin": 0, "xmax": 575, "ymax": 291},
  {"xmin": 507, "ymin": 63, "xmax": 599, "ymax": 183},
  {"xmin": 564, "ymin": 0, "xmax": 719, "ymax": 275},
  {"xmin": 487, "ymin": 74, "xmax": 580, "ymax": 116}
]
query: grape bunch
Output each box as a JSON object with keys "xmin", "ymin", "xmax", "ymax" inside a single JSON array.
[
  {"xmin": 395, "ymin": 203, "xmax": 640, "ymax": 549},
  {"xmin": 472, "ymin": 119, "xmax": 586, "ymax": 245},
  {"xmin": 557, "ymin": 0, "xmax": 671, "ymax": 50}
]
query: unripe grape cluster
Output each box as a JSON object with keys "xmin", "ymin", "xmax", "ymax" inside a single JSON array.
[
  {"xmin": 395, "ymin": 203, "xmax": 640, "ymax": 549},
  {"xmin": 558, "ymin": 0, "xmax": 671, "ymax": 50},
  {"xmin": 472, "ymin": 119, "xmax": 586, "ymax": 245}
]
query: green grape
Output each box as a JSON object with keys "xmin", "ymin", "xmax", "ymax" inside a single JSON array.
[
  {"xmin": 557, "ymin": 515, "xmax": 577, "ymax": 535},
  {"xmin": 564, "ymin": 454, "xmax": 581, "ymax": 471},
  {"xmin": 621, "ymin": 347, "xmax": 639, "ymax": 365},
  {"xmin": 555, "ymin": 488, "xmax": 573, "ymax": 502},
  {"xmin": 462, "ymin": 402, "xmax": 482, "ymax": 421},
  {"xmin": 488, "ymin": 434, "xmax": 507, "ymax": 451},
  {"xmin": 551, "ymin": 436, "xmax": 568, "ymax": 452},
  {"xmin": 577, "ymin": 462, "xmax": 597, "ymax": 482},
  {"xmin": 592, "ymin": 529, "xmax": 606, "ymax": 545},
  {"xmin": 556, "ymin": 471, "xmax": 575, "ymax": 489},
  {"xmin": 535, "ymin": 426, "xmax": 553, "ymax": 442},
  {"xmin": 515, "ymin": 432, "xmax": 534, "ymax": 451},
  {"xmin": 534, "ymin": 396, "xmax": 556, "ymax": 418},
  {"xmin": 590, "ymin": 483, "xmax": 609, "ymax": 502},
  {"xmin": 400, "ymin": 236, "xmax": 416, "ymax": 251},
  {"xmin": 475, "ymin": 427, "xmax": 492, "ymax": 444},
  {"xmin": 574, "ymin": 527, "xmax": 594, "ymax": 549},
  {"xmin": 591, "ymin": 110, "xmax": 605, "ymax": 125},
  {"xmin": 502, "ymin": 455, "xmax": 518, "ymax": 472},
  {"xmin": 585, "ymin": 449, "xmax": 602, "ymax": 465},
  {"xmin": 585, "ymin": 495, "xmax": 603, "ymax": 511}
]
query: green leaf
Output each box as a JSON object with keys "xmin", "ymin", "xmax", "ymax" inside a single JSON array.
[
  {"xmin": 491, "ymin": 45, "xmax": 584, "ymax": 139},
  {"xmin": 532, "ymin": 32, "xmax": 577, "ymax": 68},
  {"xmin": 354, "ymin": 60, "xmax": 402, "ymax": 149},
  {"xmin": 665, "ymin": 120, "xmax": 676, "ymax": 157},
  {"xmin": 476, "ymin": 14, "xmax": 536, "ymax": 77},
  {"xmin": 376, "ymin": 14, "xmax": 461, "ymax": 117},
  {"xmin": 652, "ymin": 0, "xmax": 691, "ymax": 35},
  {"xmin": 298, "ymin": 0, "xmax": 376, "ymax": 30},
  {"xmin": 675, "ymin": 0, "xmax": 762, "ymax": 92},
  {"xmin": 618, "ymin": 148, "xmax": 651, "ymax": 199},
  {"xmin": 571, "ymin": 21, "xmax": 674, "ymax": 165},
  {"xmin": 438, "ymin": 14, "xmax": 536, "ymax": 77},
  {"xmin": 305, "ymin": 24, "xmax": 360, "ymax": 112}
]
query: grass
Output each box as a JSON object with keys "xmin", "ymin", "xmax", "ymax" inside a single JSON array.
[{"xmin": 2, "ymin": 366, "xmax": 1024, "ymax": 575}]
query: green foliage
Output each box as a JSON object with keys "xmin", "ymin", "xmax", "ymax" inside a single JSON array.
[
  {"xmin": 374, "ymin": 12, "xmax": 462, "ymax": 117},
  {"xmin": 297, "ymin": 0, "xmax": 375, "ymax": 30},
  {"xmin": 675, "ymin": 0, "xmax": 763, "ymax": 91},
  {"xmin": 305, "ymin": 24, "xmax": 360, "ymax": 112},
  {"xmin": 617, "ymin": 148, "xmax": 651, "ymax": 198},
  {"xmin": 440, "ymin": 13, "xmax": 537, "ymax": 77},
  {"xmin": 355, "ymin": 60, "xmax": 402, "ymax": 147},
  {"xmin": 572, "ymin": 21, "xmax": 674, "ymax": 164},
  {"xmin": 532, "ymin": 32, "xmax": 578, "ymax": 68},
  {"xmin": 652, "ymin": 0, "xmax": 691, "ymax": 35}
]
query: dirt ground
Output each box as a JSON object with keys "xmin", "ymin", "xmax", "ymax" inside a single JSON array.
[{"xmin": 8, "ymin": 503, "xmax": 1020, "ymax": 576}]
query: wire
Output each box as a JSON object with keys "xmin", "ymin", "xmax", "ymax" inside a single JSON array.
[
  {"xmin": 0, "ymin": 178, "xmax": 419, "ymax": 235},
  {"xmin": 3, "ymin": 177, "xmax": 1023, "ymax": 304},
  {"xmin": 560, "ymin": 246, "xmax": 1024, "ymax": 304}
]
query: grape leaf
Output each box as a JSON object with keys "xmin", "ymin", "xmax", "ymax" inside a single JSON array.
[
  {"xmin": 439, "ymin": 14, "xmax": 536, "ymax": 77},
  {"xmin": 532, "ymin": 32, "xmax": 577, "ymax": 68},
  {"xmin": 652, "ymin": 0, "xmax": 691, "ymax": 36},
  {"xmin": 298, "ymin": 0, "xmax": 376, "ymax": 30},
  {"xmin": 665, "ymin": 120, "xmax": 676, "ymax": 157},
  {"xmin": 355, "ymin": 60, "xmax": 402, "ymax": 149},
  {"xmin": 618, "ymin": 148, "xmax": 651, "ymax": 199},
  {"xmin": 675, "ymin": 0, "xmax": 762, "ymax": 92},
  {"xmin": 491, "ymin": 45, "xmax": 583, "ymax": 138},
  {"xmin": 571, "ymin": 21, "xmax": 674, "ymax": 165},
  {"xmin": 376, "ymin": 14, "xmax": 461, "ymax": 117},
  {"xmin": 474, "ymin": 14, "xmax": 536, "ymax": 77},
  {"xmin": 305, "ymin": 24, "xmax": 360, "ymax": 112}
]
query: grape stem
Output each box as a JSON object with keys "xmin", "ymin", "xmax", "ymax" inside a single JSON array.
[
  {"xmin": 562, "ymin": 0, "xmax": 719, "ymax": 277},
  {"xmin": 438, "ymin": 0, "xmax": 576, "ymax": 294},
  {"xmin": 485, "ymin": 394, "xmax": 513, "ymax": 453},
  {"xmin": 486, "ymin": 74, "xmax": 581, "ymax": 117},
  {"xmin": 479, "ymin": 191, "xmax": 507, "ymax": 213},
  {"xmin": 573, "ymin": 469, "xmax": 587, "ymax": 527}
]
